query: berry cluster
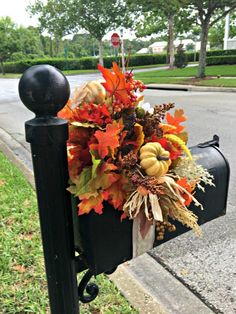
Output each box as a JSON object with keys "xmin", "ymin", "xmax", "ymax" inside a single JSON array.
[{"xmin": 156, "ymin": 221, "xmax": 176, "ymax": 240}]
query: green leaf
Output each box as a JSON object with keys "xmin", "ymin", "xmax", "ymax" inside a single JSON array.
[
  {"xmin": 75, "ymin": 167, "xmax": 92, "ymax": 196},
  {"xmin": 92, "ymin": 155, "xmax": 101, "ymax": 177}
]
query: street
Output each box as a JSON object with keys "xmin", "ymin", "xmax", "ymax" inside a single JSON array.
[{"xmin": 0, "ymin": 75, "xmax": 235, "ymax": 313}]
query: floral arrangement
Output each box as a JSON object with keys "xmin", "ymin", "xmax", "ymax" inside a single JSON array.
[{"xmin": 58, "ymin": 62, "xmax": 214, "ymax": 243}]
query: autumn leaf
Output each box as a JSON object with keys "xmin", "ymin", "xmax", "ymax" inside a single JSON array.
[
  {"xmin": 98, "ymin": 62, "xmax": 130, "ymax": 104},
  {"xmin": 12, "ymin": 264, "xmax": 26, "ymax": 274},
  {"xmin": 91, "ymin": 162, "xmax": 119, "ymax": 191},
  {"xmin": 177, "ymin": 177, "xmax": 194, "ymax": 206},
  {"xmin": 67, "ymin": 145, "xmax": 92, "ymax": 182},
  {"xmin": 158, "ymin": 138, "xmax": 182, "ymax": 160},
  {"xmin": 57, "ymin": 99, "xmax": 74, "ymax": 120},
  {"xmin": 90, "ymin": 121, "xmax": 122, "ymax": 159},
  {"xmin": 68, "ymin": 125, "xmax": 91, "ymax": 146},
  {"xmin": 133, "ymin": 123, "xmax": 144, "ymax": 152},
  {"xmin": 0, "ymin": 179, "xmax": 6, "ymax": 186},
  {"xmin": 103, "ymin": 174, "xmax": 128, "ymax": 209},
  {"xmin": 78, "ymin": 192, "xmax": 104, "ymax": 215},
  {"xmin": 166, "ymin": 109, "xmax": 187, "ymax": 134}
]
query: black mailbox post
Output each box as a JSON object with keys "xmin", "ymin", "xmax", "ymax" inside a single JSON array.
[
  {"xmin": 19, "ymin": 65, "xmax": 230, "ymax": 314},
  {"xmin": 19, "ymin": 65, "xmax": 79, "ymax": 314}
]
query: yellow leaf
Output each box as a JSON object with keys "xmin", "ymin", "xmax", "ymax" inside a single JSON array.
[{"xmin": 164, "ymin": 134, "xmax": 192, "ymax": 160}]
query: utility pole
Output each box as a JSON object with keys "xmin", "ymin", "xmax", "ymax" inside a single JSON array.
[
  {"xmin": 120, "ymin": 28, "xmax": 125, "ymax": 73},
  {"xmin": 224, "ymin": 12, "xmax": 230, "ymax": 50}
]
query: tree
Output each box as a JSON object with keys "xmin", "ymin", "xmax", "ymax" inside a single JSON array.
[
  {"xmin": 127, "ymin": 0, "xmax": 192, "ymax": 68},
  {"xmin": 188, "ymin": 1, "xmax": 236, "ymax": 78},
  {"xmin": 208, "ymin": 11, "xmax": 236, "ymax": 49},
  {"xmin": 27, "ymin": 0, "xmax": 72, "ymax": 57},
  {"xmin": 28, "ymin": 0, "xmax": 130, "ymax": 65},
  {"xmin": 0, "ymin": 17, "xmax": 19, "ymax": 74}
]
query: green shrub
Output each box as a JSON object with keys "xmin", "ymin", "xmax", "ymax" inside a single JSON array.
[
  {"xmin": 3, "ymin": 57, "xmax": 99, "ymax": 73},
  {"xmin": 4, "ymin": 48, "xmax": 236, "ymax": 73},
  {"xmin": 3, "ymin": 54, "xmax": 169, "ymax": 73},
  {"xmin": 174, "ymin": 44, "xmax": 188, "ymax": 68},
  {"xmin": 186, "ymin": 51, "xmax": 199, "ymax": 62},
  {"xmin": 206, "ymin": 55, "xmax": 236, "ymax": 65},
  {"xmin": 206, "ymin": 49, "xmax": 236, "ymax": 57}
]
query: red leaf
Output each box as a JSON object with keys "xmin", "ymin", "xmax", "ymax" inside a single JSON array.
[{"xmin": 158, "ymin": 138, "xmax": 182, "ymax": 160}]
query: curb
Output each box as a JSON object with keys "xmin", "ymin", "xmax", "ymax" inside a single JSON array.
[
  {"xmin": 109, "ymin": 254, "xmax": 214, "ymax": 314},
  {"xmin": 146, "ymin": 84, "xmax": 236, "ymax": 93},
  {"xmin": 0, "ymin": 131, "xmax": 215, "ymax": 314}
]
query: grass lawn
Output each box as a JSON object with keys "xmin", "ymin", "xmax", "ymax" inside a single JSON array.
[
  {"xmin": 135, "ymin": 64, "xmax": 236, "ymax": 78},
  {"xmin": 139, "ymin": 76, "xmax": 236, "ymax": 87},
  {"xmin": 139, "ymin": 76, "xmax": 189, "ymax": 85},
  {"xmin": 196, "ymin": 78, "xmax": 236, "ymax": 87},
  {"xmin": 0, "ymin": 73, "xmax": 21, "ymax": 79},
  {"xmin": 0, "ymin": 151, "xmax": 137, "ymax": 314}
]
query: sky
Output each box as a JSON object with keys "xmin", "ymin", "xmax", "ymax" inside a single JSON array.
[
  {"xmin": 0, "ymin": 0, "xmax": 136, "ymax": 40},
  {"xmin": 0, "ymin": 0, "xmax": 38, "ymax": 27}
]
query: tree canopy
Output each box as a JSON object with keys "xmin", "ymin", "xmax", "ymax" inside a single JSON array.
[{"xmin": 28, "ymin": 0, "xmax": 130, "ymax": 65}]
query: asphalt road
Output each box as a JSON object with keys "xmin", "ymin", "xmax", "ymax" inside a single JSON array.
[
  {"xmin": 139, "ymin": 89, "xmax": 236, "ymax": 314},
  {"xmin": 0, "ymin": 75, "xmax": 235, "ymax": 313}
]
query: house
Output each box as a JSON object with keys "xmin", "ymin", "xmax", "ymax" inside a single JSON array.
[
  {"xmin": 226, "ymin": 38, "xmax": 236, "ymax": 49},
  {"xmin": 148, "ymin": 41, "xmax": 167, "ymax": 54},
  {"xmin": 136, "ymin": 47, "xmax": 150, "ymax": 54},
  {"xmin": 148, "ymin": 39, "xmax": 204, "ymax": 54}
]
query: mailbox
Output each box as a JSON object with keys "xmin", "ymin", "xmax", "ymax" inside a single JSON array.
[
  {"xmin": 19, "ymin": 65, "xmax": 231, "ymax": 312},
  {"xmin": 73, "ymin": 135, "xmax": 230, "ymax": 275}
]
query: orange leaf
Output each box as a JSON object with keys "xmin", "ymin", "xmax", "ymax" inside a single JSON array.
[
  {"xmin": 98, "ymin": 62, "xmax": 130, "ymax": 104},
  {"xmin": 78, "ymin": 192, "xmax": 104, "ymax": 215},
  {"xmin": 0, "ymin": 179, "xmax": 5, "ymax": 186},
  {"xmin": 58, "ymin": 100, "xmax": 74, "ymax": 120},
  {"xmin": 177, "ymin": 177, "xmax": 194, "ymax": 206},
  {"xmin": 166, "ymin": 109, "xmax": 187, "ymax": 134},
  {"xmin": 103, "ymin": 175, "xmax": 128, "ymax": 209},
  {"xmin": 12, "ymin": 264, "xmax": 26, "ymax": 273},
  {"xmin": 90, "ymin": 121, "xmax": 122, "ymax": 159},
  {"xmin": 91, "ymin": 162, "xmax": 120, "ymax": 191}
]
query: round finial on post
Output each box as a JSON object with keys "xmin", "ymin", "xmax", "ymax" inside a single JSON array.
[{"xmin": 18, "ymin": 64, "xmax": 70, "ymax": 117}]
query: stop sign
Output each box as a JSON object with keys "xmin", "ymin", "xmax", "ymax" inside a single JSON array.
[{"xmin": 111, "ymin": 33, "xmax": 121, "ymax": 48}]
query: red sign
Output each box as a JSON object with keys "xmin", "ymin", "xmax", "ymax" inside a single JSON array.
[{"xmin": 111, "ymin": 33, "xmax": 120, "ymax": 48}]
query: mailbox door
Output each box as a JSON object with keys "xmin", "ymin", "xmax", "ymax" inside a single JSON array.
[{"xmin": 155, "ymin": 141, "xmax": 230, "ymax": 245}]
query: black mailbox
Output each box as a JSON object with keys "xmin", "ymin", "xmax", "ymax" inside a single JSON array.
[
  {"xmin": 156, "ymin": 134, "xmax": 230, "ymax": 245},
  {"xmin": 73, "ymin": 135, "xmax": 230, "ymax": 275}
]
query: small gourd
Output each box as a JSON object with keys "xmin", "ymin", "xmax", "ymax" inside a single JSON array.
[
  {"xmin": 72, "ymin": 80, "xmax": 106, "ymax": 106},
  {"xmin": 140, "ymin": 142, "xmax": 171, "ymax": 177},
  {"xmin": 84, "ymin": 81, "xmax": 106, "ymax": 104}
]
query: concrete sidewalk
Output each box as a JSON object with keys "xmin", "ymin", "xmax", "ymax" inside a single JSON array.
[{"xmin": 0, "ymin": 123, "xmax": 226, "ymax": 314}]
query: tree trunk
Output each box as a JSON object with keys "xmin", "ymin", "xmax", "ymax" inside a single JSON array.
[
  {"xmin": 55, "ymin": 37, "xmax": 60, "ymax": 57},
  {"xmin": 50, "ymin": 36, "xmax": 53, "ymax": 58},
  {"xmin": 166, "ymin": 36, "xmax": 170, "ymax": 64},
  {"xmin": 197, "ymin": 21, "xmax": 209, "ymax": 78},
  {"xmin": 98, "ymin": 39, "xmax": 104, "ymax": 66},
  {"xmin": 168, "ymin": 14, "xmax": 175, "ymax": 69},
  {"xmin": 0, "ymin": 59, "xmax": 5, "ymax": 75}
]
